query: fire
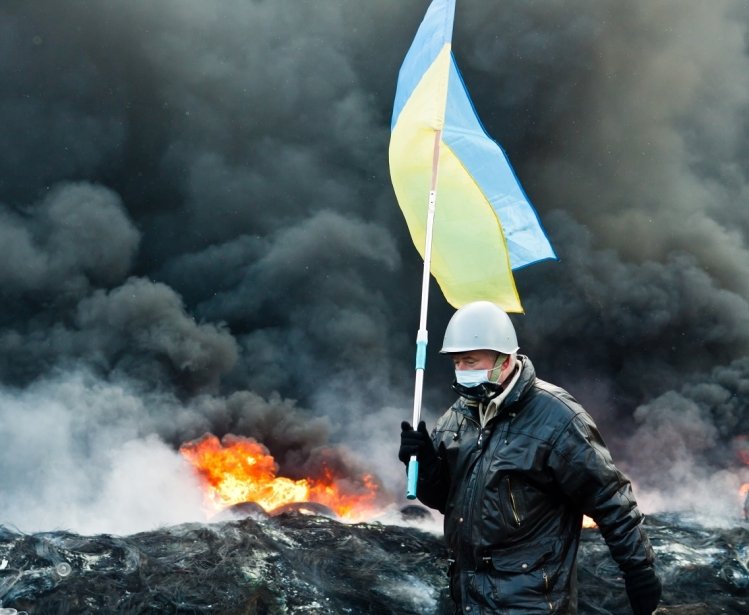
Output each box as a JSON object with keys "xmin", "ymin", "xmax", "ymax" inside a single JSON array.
[
  {"xmin": 180, "ymin": 433, "xmax": 380, "ymax": 521},
  {"xmin": 582, "ymin": 515, "xmax": 597, "ymax": 528},
  {"xmin": 735, "ymin": 436, "xmax": 749, "ymax": 519},
  {"xmin": 740, "ymin": 483, "xmax": 749, "ymax": 519}
]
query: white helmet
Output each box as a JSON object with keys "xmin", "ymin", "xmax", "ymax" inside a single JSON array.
[{"xmin": 440, "ymin": 301, "xmax": 519, "ymax": 354}]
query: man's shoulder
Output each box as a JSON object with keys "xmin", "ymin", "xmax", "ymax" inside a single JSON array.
[
  {"xmin": 532, "ymin": 377, "xmax": 573, "ymax": 399},
  {"xmin": 525, "ymin": 378, "xmax": 587, "ymax": 423}
]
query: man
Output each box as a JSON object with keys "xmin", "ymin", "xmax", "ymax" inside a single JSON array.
[{"xmin": 399, "ymin": 301, "xmax": 662, "ymax": 614}]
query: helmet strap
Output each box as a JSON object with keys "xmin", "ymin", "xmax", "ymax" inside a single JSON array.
[{"xmin": 488, "ymin": 353, "xmax": 509, "ymax": 384}]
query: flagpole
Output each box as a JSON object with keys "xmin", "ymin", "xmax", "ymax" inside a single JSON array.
[
  {"xmin": 395, "ymin": 0, "xmax": 555, "ymax": 497},
  {"xmin": 407, "ymin": 130, "xmax": 442, "ymax": 500}
]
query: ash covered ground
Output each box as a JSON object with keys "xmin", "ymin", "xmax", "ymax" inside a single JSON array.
[{"xmin": 0, "ymin": 509, "xmax": 747, "ymax": 615}]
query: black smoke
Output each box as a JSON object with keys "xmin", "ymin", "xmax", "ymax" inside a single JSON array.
[{"xmin": 1, "ymin": 0, "xmax": 749, "ymax": 532}]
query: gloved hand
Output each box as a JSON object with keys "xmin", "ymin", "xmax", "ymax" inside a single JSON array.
[
  {"xmin": 398, "ymin": 421, "xmax": 437, "ymax": 467},
  {"xmin": 624, "ymin": 566, "xmax": 662, "ymax": 615}
]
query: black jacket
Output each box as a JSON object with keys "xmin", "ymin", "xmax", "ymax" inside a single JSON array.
[{"xmin": 416, "ymin": 357, "xmax": 655, "ymax": 614}]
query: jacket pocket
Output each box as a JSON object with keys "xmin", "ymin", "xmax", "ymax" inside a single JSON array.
[
  {"xmin": 489, "ymin": 539, "xmax": 557, "ymax": 574},
  {"xmin": 488, "ymin": 540, "xmax": 559, "ymax": 613}
]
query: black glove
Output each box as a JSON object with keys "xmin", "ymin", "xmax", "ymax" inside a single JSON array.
[
  {"xmin": 624, "ymin": 566, "xmax": 662, "ymax": 615},
  {"xmin": 398, "ymin": 421, "xmax": 437, "ymax": 467}
]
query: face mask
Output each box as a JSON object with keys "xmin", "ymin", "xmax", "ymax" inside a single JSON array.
[{"xmin": 455, "ymin": 369, "xmax": 490, "ymax": 388}]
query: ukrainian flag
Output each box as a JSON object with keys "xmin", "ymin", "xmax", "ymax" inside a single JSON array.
[{"xmin": 389, "ymin": 0, "xmax": 556, "ymax": 312}]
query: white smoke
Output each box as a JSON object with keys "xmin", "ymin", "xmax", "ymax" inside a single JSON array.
[{"xmin": 0, "ymin": 371, "xmax": 205, "ymax": 535}]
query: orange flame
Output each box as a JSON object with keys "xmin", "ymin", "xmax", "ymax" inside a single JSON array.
[
  {"xmin": 582, "ymin": 515, "xmax": 597, "ymax": 528},
  {"xmin": 740, "ymin": 483, "xmax": 749, "ymax": 520},
  {"xmin": 180, "ymin": 433, "xmax": 380, "ymax": 521}
]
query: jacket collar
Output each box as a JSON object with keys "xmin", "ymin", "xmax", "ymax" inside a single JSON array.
[
  {"xmin": 499, "ymin": 354, "xmax": 536, "ymax": 408},
  {"xmin": 482, "ymin": 356, "xmax": 525, "ymax": 425}
]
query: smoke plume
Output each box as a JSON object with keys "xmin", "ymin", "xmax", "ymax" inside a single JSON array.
[{"xmin": 2, "ymin": 0, "xmax": 749, "ymax": 533}]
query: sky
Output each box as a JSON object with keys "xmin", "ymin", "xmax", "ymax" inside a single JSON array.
[{"xmin": 1, "ymin": 0, "xmax": 749, "ymax": 534}]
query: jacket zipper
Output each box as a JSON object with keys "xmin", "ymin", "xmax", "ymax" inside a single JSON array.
[
  {"xmin": 543, "ymin": 570, "xmax": 553, "ymax": 612},
  {"xmin": 507, "ymin": 477, "xmax": 521, "ymax": 526},
  {"xmin": 460, "ymin": 413, "xmax": 483, "ymax": 561}
]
